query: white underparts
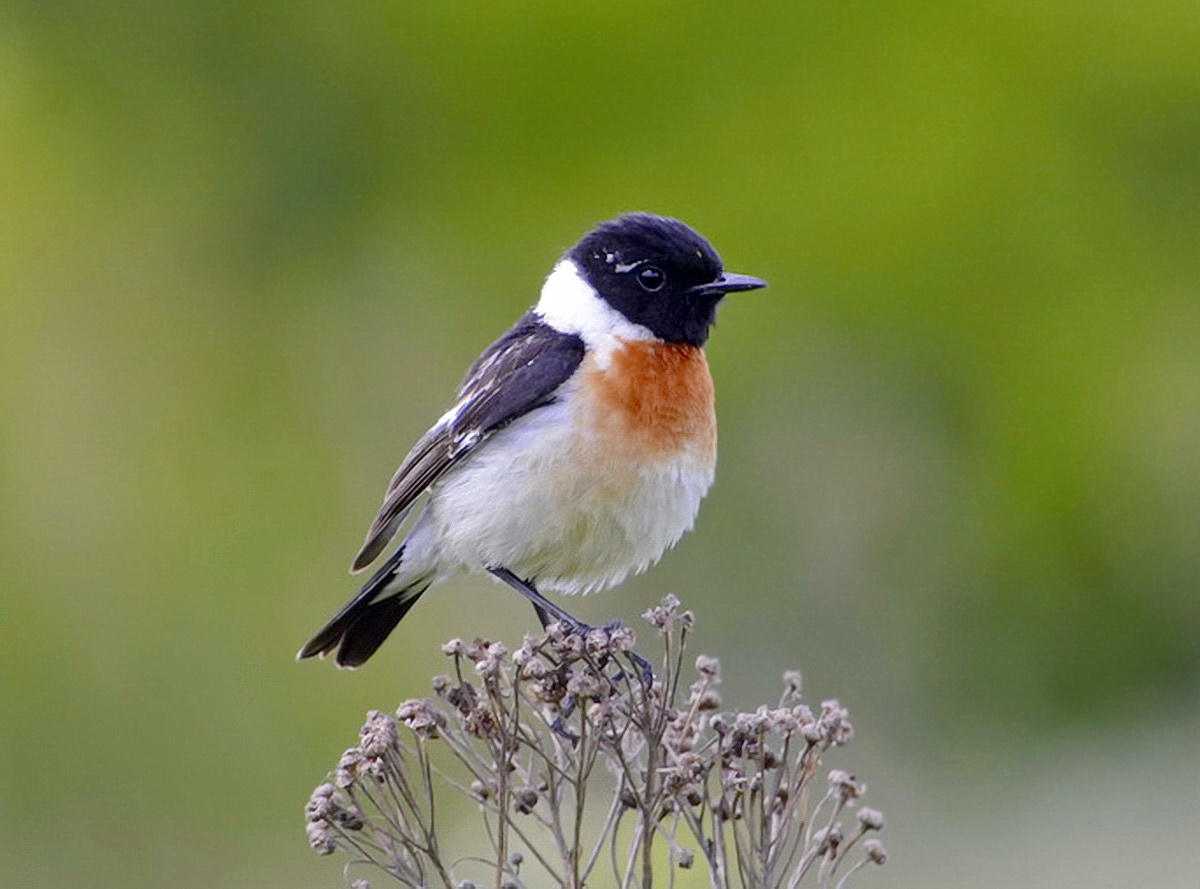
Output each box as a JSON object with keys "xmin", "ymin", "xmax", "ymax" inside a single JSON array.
[{"xmin": 399, "ymin": 386, "xmax": 715, "ymax": 596}]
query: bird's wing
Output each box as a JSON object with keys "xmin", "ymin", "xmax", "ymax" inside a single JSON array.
[{"xmin": 351, "ymin": 312, "xmax": 585, "ymax": 571}]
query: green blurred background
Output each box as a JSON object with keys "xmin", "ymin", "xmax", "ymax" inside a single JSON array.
[{"xmin": 2, "ymin": 1, "xmax": 1198, "ymax": 886}]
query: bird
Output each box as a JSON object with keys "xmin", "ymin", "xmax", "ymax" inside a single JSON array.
[{"xmin": 298, "ymin": 212, "xmax": 766, "ymax": 668}]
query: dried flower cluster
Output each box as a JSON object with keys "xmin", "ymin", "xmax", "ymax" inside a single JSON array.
[{"xmin": 305, "ymin": 596, "xmax": 887, "ymax": 888}]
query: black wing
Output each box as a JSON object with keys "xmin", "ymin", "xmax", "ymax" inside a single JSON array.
[{"xmin": 351, "ymin": 313, "xmax": 585, "ymax": 571}]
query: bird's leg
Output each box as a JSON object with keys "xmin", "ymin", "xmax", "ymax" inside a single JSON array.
[
  {"xmin": 487, "ymin": 567, "xmax": 654, "ymax": 686},
  {"xmin": 488, "ymin": 567, "xmax": 588, "ymax": 633},
  {"xmin": 486, "ymin": 567, "xmax": 582, "ymax": 741}
]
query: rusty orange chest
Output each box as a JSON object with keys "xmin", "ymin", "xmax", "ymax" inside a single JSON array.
[{"xmin": 579, "ymin": 339, "xmax": 717, "ymax": 460}]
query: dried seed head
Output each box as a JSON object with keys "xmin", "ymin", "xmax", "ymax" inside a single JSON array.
[
  {"xmin": 783, "ymin": 670, "xmax": 803, "ymax": 696},
  {"xmin": 858, "ymin": 807, "xmax": 885, "ymax": 831},
  {"xmin": 722, "ymin": 770, "xmax": 749, "ymax": 794},
  {"xmin": 771, "ymin": 786, "xmax": 790, "ymax": 812},
  {"xmin": 818, "ymin": 699, "xmax": 854, "ymax": 746},
  {"xmin": 643, "ymin": 594, "xmax": 682, "ymax": 628},
  {"xmin": 608, "ymin": 624, "xmax": 636, "ymax": 651},
  {"xmin": 864, "ymin": 838, "xmax": 888, "ymax": 864},
  {"xmin": 332, "ymin": 806, "xmax": 364, "ymax": 831},
  {"xmin": 444, "ymin": 682, "xmax": 479, "ymax": 715},
  {"xmin": 440, "ymin": 638, "xmax": 465, "ymax": 656},
  {"xmin": 514, "ymin": 787, "xmax": 539, "ymax": 814},
  {"xmin": 306, "ymin": 819, "xmax": 335, "ymax": 855},
  {"xmin": 585, "ymin": 627, "xmax": 611, "ymax": 653},
  {"xmin": 695, "ymin": 654, "xmax": 720, "ymax": 677},
  {"xmin": 526, "ymin": 679, "xmax": 557, "ymax": 704},
  {"xmin": 359, "ymin": 710, "xmax": 399, "ymax": 758},
  {"xmin": 465, "ymin": 640, "xmax": 507, "ymax": 678},
  {"xmin": 560, "ymin": 632, "xmax": 585, "ymax": 658},
  {"xmin": 513, "ymin": 635, "xmax": 541, "ymax": 665},
  {"xmin": 674, "ymin": 847, "xmax": 695, "ymax": 868},
  {"xmin": 473, "ymin": 656, "xmax": 502, "ymax": 679},
  {"xmin": 813, "ymin": 824, "xmax": 843, "ymax": 854},
  {"xmin": 567, "ymin": 670, "xmax": 607, "ymax": 697},
  {"xmin": 305, "ymin": 783, "xmax": 336, "ymax": 821},
  {"xmin": 396, "ymin": 698, "xmax": 445, "ymax": 738},
  {"xmin": 520, "ymin": 658, "xmax": 549, "ymax": 680},
  {"xmin": 765, "ymin": 706, "xmax": 801, "ymax": 735},
  {"xmin": 792, "ymin": 703, "xmax": 815, "ymax": 726},
  {"xmin": 828, "ymin": 769, "xmax": 861, "ymax": 802},
  {"xmin": 586, "ymin": 699, "xmax": 613, "ymax": 724},
  {"xmin": 334, "ymin": 749, "xmax": 363, "ymax": 788},
  {"xmin": 464, "ymin": 707, "xmax": 499, "ymax": 738}
]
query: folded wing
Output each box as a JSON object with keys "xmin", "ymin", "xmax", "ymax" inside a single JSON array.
[{"xmin": 351, "ymin": 313, "xmax": 585, "ymax": 571}]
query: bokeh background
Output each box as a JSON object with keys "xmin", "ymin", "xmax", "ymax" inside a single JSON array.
[{"xmin": 2, "ymin": 1, "xmax": 1198, "ymax": 886}]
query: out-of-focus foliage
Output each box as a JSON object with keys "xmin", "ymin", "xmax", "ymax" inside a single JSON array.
[{"xmin": 1, "ymin": 1, "xmax": 1197, "ymax": 887}]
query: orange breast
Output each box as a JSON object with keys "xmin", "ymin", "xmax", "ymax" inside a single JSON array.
[{"xmin": 583, "ymin": 340, "xmax": 717, "ymax": 458}]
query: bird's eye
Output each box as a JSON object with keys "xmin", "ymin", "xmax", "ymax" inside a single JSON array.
[{"xmin": 637, "ymin": 266, "xmax": 666, "ymax": 292}]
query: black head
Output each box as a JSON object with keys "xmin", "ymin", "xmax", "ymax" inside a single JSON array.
[{"xmin": 567, "ymin": 213, "xmax": 766, "ymax": 346}]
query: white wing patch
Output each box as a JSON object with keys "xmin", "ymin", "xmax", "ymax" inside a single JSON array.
[
  {"xmin": 436, "ymin": 398, "xmax": 469, "ymax": 429},
  {"xmin": 450, "ymin": 428, "xmax": 483, "ymax": 457}
]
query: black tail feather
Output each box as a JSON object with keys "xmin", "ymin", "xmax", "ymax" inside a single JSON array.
[
  {"xmin": 297, "ymin": 546, "xmax": 428, "ymax": 667},
  {"xmin": 334, "ymin": 590, "xmax": 426, "ymax": 667}
]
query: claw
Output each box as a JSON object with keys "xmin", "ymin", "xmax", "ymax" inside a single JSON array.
[
  {"xmin": 550, "ymin": 696, "xmax": 581, "ymax": 743},
  {"xmin": 624, "ymin": 648, "xmax": 656, "ymax": 687}
]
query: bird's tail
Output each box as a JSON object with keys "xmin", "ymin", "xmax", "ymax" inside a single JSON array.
[{"xmin": 297, "ymin": 546, "xmax": 431, "ymax": 668}]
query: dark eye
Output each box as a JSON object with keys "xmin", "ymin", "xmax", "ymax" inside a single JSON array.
[{"xmin": 637, "ymin": 266, "xmax": 666, "ymax": 292}]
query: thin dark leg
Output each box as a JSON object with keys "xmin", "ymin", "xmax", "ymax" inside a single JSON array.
[
  {"xmin": 614, "ymin": 638, "xmax": 655, "ymax": 687},
  {"xmin": 488, "ymin": 568, "xmax": 581, "ymax": 741},
  {"xmin": 488, "ymin": 567, "xmax": 587, "ymax": 631}
]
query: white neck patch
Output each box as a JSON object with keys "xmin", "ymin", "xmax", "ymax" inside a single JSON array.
[{"xmin": 535, "ymin": 259, "xmax": 655, "ymax": 348}]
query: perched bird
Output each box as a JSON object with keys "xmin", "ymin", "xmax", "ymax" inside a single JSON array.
[{"xmin": 299, "ymin": 213, "xmax": 766, "ymax": 667}]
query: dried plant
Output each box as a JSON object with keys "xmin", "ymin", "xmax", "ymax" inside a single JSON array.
[{"xmin": 305, "ymin": 596, "xmax": 887, "ymax": 889}]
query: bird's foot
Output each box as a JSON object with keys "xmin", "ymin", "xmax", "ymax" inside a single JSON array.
[
  {"xmin": 549, "ymin": 695, "xmax": 581, "ymax": 743},
  {"xmin": 621, "ymin": 647, "xmax": 656, "ymax": 688},
  {"xmin": 546, "ymin": 617, "xmax": 655, "ymax": 688}
]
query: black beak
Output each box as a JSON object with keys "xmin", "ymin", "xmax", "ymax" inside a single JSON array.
[{"xmin": 688, "ymin": 272, "xmax": 768, "ymax": 298}]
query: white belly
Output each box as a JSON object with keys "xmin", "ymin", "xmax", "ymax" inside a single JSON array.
[{"xmin": 419, "ymin": 393, "xmax": 715, "ymax": 594}]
